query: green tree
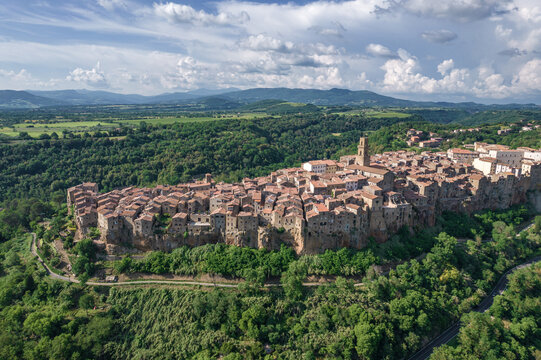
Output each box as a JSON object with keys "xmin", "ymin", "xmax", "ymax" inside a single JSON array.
[
  {"xmin": 79, "ymin": 294, "xmax": 94, "ymax": 315},
  {"xmin": 281, "ymin": 261, "xmax": 307, "ymax": 301}
]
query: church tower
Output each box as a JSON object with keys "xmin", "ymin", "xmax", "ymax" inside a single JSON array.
[{"xmin": 357, "ymin": 137, "xmax": 370, "ymax": 166}]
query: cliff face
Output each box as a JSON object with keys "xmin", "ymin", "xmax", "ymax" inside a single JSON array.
[
  {"xmin": 301, "ymin": 231, "xmax": 368, "ymax": 254},
  {"xmin": 528, "ymin": 190, "xmax": 541, "ymax": 212},
  {"xmin": 100, "ymin": 189, "xmax": 534, "ymax": 256},
  {"xmin": 254, "ymin": 225, "xmax": 369, "ymax": 255},
  {"xmin": 101, "ymin": 225, "xmax": 368, "ymax": 256},
  {"xmin": 97, "ymin": 181, "xmax": 533, "ymax": 256},
  {"xmin": 257, "ymin": 227, "xmax": 302, "ymax": 253}
]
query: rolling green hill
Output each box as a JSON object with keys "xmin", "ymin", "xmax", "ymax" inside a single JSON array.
[
  {"xmin": 0, "ymin": 90, "xmax": 64, "ymax": 108},
  {"xmin": 1, "ymin": 87, "xmax": 538, "ymax": 109}
]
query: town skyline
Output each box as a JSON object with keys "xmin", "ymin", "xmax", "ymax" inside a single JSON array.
[{"xmin": 69, "ymin": 134, "xmax": 541, "ymax": 256}]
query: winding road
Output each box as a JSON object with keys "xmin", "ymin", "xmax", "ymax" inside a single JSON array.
[
  {"xmin": 30, "ymin": 222, "xmax": 539, "ymax": 359},
  {"xmin": 407, "ymin": 252, "xmax": 539, "ymax": 359},
  {"xmin": 30, "ymin": 233, "xmax": 350, "ymax": 288}
]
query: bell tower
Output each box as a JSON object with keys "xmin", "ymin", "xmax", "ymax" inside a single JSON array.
[{"xmin": 357, "ymin": 137, "xmax": 370, "ymax": 166}]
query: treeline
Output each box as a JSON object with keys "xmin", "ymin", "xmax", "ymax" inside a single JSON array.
[
  {"xmin": 0, "ymin": 235, "xmax": 114, "ymax": 359},
  {"xmin": 432, "ymin": 261, "xmax": 541, "ymax": 359},
  {"xmin": 0, "ymin": 198, "xmax": 56, "ymax": 242},
  {"xmin": 104, "ymin": 218, "xmax": 540, "ymax": 359},
  {"xmin": 115, "ymin": 243, "xmax": 380, "ymax": 279},
  {"xmin": 0, "ymin": 113, "xmax": 410, "ymax": 202},
  {"xmin": 0, "ymin": 105, "xmax": 232, "ymax": 127},
  {"xmin": 2, "ymin": 110, "xmax": 539, "ymax": 204},
  {"xmin": 366, "ymin": 119, "xmax": 541, "ymax": 154},
  {"xmin": 1, "ymin": 212, "xmax": 539, "ymax": 359},
  {"xmin": 406, "ymin": 109, "xmax": 541, "ymax": 126},
  {"xmin": 116, "ymin": 244, "xmax": 296, "ymax": 278},
  {"xmin": 438, "ymin": 205, "xmax": 531, "ymax": 239}
]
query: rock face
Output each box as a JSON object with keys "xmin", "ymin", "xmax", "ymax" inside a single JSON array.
[
  {"xmin": 528, "ymin": 190, "xmax": 541, "ymax": 213},
  {"xmin": 302, "ymin": 231, "xmax": 367, "ymax": 254}
]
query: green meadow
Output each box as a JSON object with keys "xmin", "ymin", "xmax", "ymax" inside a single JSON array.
[
  {"xmin": 364, "ymin": 110, "xmax": 412, "ymax": 118},
  {"xmin": 0, "ymin": 113, "xmax": 270, "ymax": 138}
]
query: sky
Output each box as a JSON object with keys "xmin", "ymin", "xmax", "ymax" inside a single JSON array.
[{"xmin": 0, "ymin": 0, "xmax": 540, "ymax": 103}]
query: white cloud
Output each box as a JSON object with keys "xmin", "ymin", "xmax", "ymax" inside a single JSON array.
[
  {"xmin": 366, "ymin": 43, "xmax": 396, "ymax": 58},
  {"xmin": 508, "ymin": 28, "xmax": 541, "ymax": 52},
  {"xmin": 497, "ymin": 0, "xmax": 541, "ymax": 54},
  {"xmin": 380, "ymin": 51, "xmax": 541, "ymax": 99},
  {"xmin": 297, "ymin": 67, "xmax": 345, "ymax": 88},
  {"xmin": 0, "ymin": 0, "xmax": 540, "ymax": 102},
  {"xmin": 97, "ymin": 0, "xmax": 127, "ymax": 11},
  {"xmin": 513, "ymin": 58, "xmax": 541, "ymax": 91},
  {"xmin": 66, "ymin": 62, "xmax": 108, "ymax": 88},
  {"xmin": 495, "ymin": 24, "xmax": 512, "ymax": 38},
  {"xmin": 437, "ymin": 59, "xmax": 454, "ymax": 75},
  {"xmin": 473, "ymin": 66, "xmax": 509, "ymax": 98},
  {"xmin": 0, "ymin": 68, "xmax": 57, "ymax": 90},
  {"xmin": 380, "ymin": 52, "xmax": 469, "ymax": 94},
  {"xmin": 238, "ymin": 34, "xmax": 293, "ymax": 53},
  {"xmin": 218, "ymin": 0, "xmax": 381, "ymax": 37},
  {"xmin": 154, "ymin": 2, "xmax": 249, "ymax": 26},
  {"xmin": 0, "ymin": 68, "xmax": 33, "ymax": 82},
  {"xmin": 512, "ymin": 0, "xmax": 541, "ymax": 23}
]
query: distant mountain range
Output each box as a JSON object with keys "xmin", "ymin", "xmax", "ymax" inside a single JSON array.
[
  {"xmin": 25, "ymin": 88, "xmax": 242, "ymax": 106},
  {"xmin": 0, "ymin": 90, "xmax": 64, "ymax": 108},
  {"xmin": 0, "ymin": 88, "xmax": 538, "ymax": 110}
]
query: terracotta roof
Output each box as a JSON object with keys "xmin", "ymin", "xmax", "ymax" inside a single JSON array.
[
  {"xmin": 358, "ymin": 165, "xmax": 389, "ymax": 175},
  {"xmin": 367, "ymin": 177, "xmax": 383, "ymax": 184},
  {"xmin": 310, "ymin": 181, "xmax": 326, "ymax": 188},
  {"xmin": 314, "ymin": 203, "xmax": 329, "ymax": 213},
  {"xmin": 138, "ymin": 214, "xmax": 154, "ymax": 222},
  {"xmin": 360, "ymin": 192, "xmax": 379, "ymax": 200},
  {"xmin": 210, "ymin": 208, "xmax": 226, "ymax": 215},
  {"xmin": 449, "ymin": 148, "xmax": 476, "ymax": 154}
]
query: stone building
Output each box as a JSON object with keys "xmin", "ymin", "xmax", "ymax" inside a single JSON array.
[{"xmin": 70, "ymin": 137, "xmax": 541, "ymax": 255}]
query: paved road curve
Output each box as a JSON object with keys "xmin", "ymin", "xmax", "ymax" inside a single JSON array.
[
  {"xmin": 407, "ymin": 255, "xmax": 541, "ymax": 360},
  {"xmin": 31, "ymin": 221, "xmax": 536, "ymax": 292},
  {"xmin": 30, "ymin": 221, "xmax": 539, "ymax": 357},
  {"xmin": 30, "ymin": 233, "xmax": 357, "ymax": 288}
]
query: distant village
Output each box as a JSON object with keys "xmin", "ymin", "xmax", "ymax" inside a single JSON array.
[{"xmin": 68, "ymin": 134, "xmax": 541, "ymax": 254}]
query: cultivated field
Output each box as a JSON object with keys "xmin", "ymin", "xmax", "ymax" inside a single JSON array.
[{"xmin": 0, "ymin": 113, "xmax": 270, "ymax": 138}]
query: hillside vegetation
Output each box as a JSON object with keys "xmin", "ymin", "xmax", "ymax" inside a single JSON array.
[
  {"xmin": 432, "ymin": 261, "xmax": 541, "ymax": 359},
  {"xmin": 1, "ymin": 207, "xmax": 539, "ymax": 359},
  {"xmin": 1, "ymin": 106, "xmax": 541, "ymax": 359},
  {"xmin": 0, "ymin": 112, "xmax": 413, "ymax": 202}
]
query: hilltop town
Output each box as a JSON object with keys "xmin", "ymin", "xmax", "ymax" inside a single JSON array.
[{"xmin": 68, "ymin": 136, "xmax": 541, "ymax": 255}]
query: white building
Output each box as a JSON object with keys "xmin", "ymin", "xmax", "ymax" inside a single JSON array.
[
  {"xmin": 446, "ymin": 148, "xmax": 479, "ymax": 164},
  {"xmin": 302, "ymin": 160, "xmax": 327, "ymax": 174},
  {"xmin": 520, "ymin": 148, "xmax": 541, "ymax": 162},
  {"xmin": 487, "ymin": 149, "xmax": 524, "ymax": 167},
  {"xmin": 473, "ymin": 157, "xmax": 497, "ymax": 175},
  {"xmin": 495, "ymin": 163, "xmax": 521, "ymax": 176}
]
